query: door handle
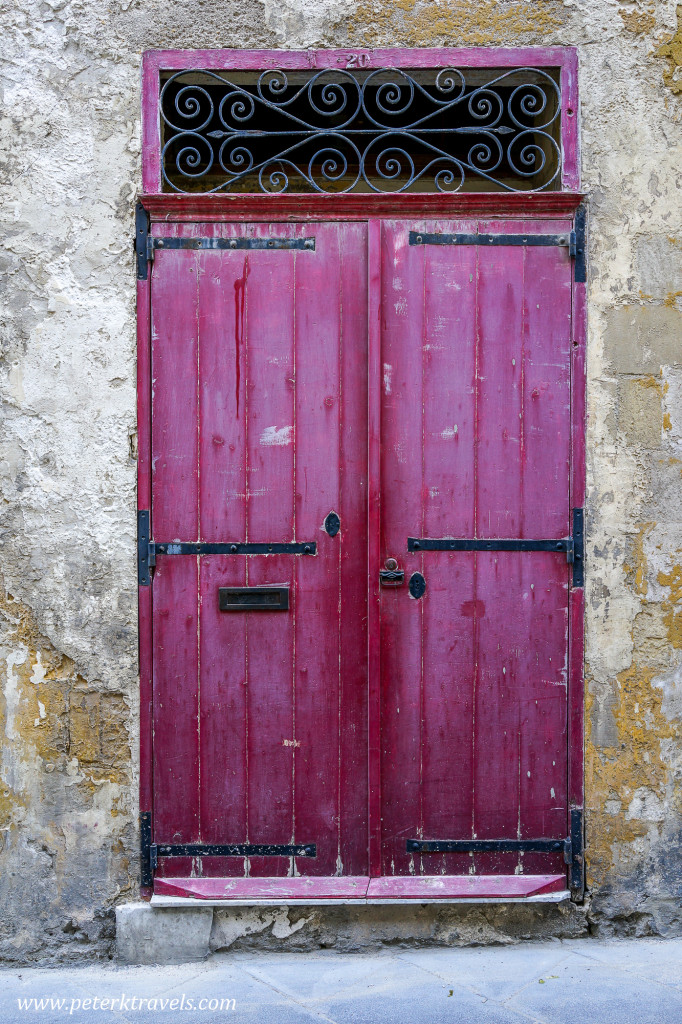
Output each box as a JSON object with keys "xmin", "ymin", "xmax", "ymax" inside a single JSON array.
[{"xmin": 380, "ymin": 558, "xmax": 404, "ymax": 587}]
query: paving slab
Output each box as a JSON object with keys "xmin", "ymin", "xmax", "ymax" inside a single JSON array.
[
  {"xmin": 564, "ymin": 936, "xmax": 682, "ymax": 989},
  {"xmin": 0, "ymin": 938, "xmax": 681, "ymax": 1023},
  {"xmin": 398, "ymin": 942, "xmax": 573, "ymax": 1000},
  {"xmin": 506, "ymin": 949, "xmax": 682, "ymax": 1024}
]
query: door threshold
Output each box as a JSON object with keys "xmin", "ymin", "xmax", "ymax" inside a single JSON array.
[
  {"xmin": 151, "ymin": 874, "xmax": 569, "ymax": 905},
  {"xmin": 151, "ymin": 892, "xmax": 570, "ymax": 907}
]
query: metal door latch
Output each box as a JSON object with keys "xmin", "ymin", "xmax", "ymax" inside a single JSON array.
[{"xmin": 380, "ymin": 558, "xmax": 404, "ymax": 586}]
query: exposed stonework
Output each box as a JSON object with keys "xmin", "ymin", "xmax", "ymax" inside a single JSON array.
[
  {"xmin": 656, "ymin": 4, "xmax": 682, "ymax": 92},
  {"xmin": 117, "ymin": 901, "xmax": 588, "ymax": 963},
  {"xmin": 1, "ymin": 0, "xmax": 681, "ymax": 962}
]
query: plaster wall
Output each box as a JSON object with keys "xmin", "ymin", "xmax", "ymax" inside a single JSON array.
[{"xmin": 1, "ymin": 0, "xmax": 681, "ymax": 961}]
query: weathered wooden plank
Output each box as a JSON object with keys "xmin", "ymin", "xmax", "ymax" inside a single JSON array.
[
  {"xmin": 420, "ymin": 222, "xmax": 477, "ymax": 876},
  {"xmin": 293, "ymin": 223, "xmax": 342, "ymax": 877},
  {"xmin": 367, "ymin": 218, "xmax": 383, "ymax": 877},
  {"xmin": 196, "ymin": 233, "xmax": 249, "ymax": 876},
  {"xmin": 339, "ymin": 222, "xmax": 370, "ymax": 877},
  {"xmin": 151, "ymin": 230, "xmax": 200, "ymax": 873},
  {"xmin": 152, "ymin": 557, "xmax": 199, "ymax": 858},
  {"xmin": 379, "ymin": 220, "xmax": 425, "ymax": 876},
  {"xmin": 244, "ymin": 225, "xmax": 296, "ymax": 878},
  {"xmin": 366, "ymin": 874, "xmax": 567, "ymax": 899},
  {"xmin": 137, "ymin": 271, "xmax": 153, "ymax": 847},
  {"xmin": 154, "ymin": 876, "xmax": 370, "ymax": 900},
  {"xmin": 151, "ymin": 235, "xmax": 199, "ymax": 540}
]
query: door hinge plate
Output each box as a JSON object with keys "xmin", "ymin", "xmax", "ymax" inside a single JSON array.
[
  {"xmin": 137, "ymin": 511, "xmax": 317, "ymax": 586},
  {"xmin": 407, "ymin": 806, "xmax": 584, "ymax": 901},
  {"xmin": 140, "ymin": 811, "xmax": 153, "ymax": 887},
  {"xmin": 571, "ymin": 204, "xmax": 587, "ymax": 283},
  {"xmin": 153, "ymin": 843, "xmax": 316, "ymax": 860},
  {"xmin": 407, "ymin": 509, "xmax": 584, "ymax": 588},
  {"xmin": 135, "ymin": 203, "xmax": 151, "ymax": 281},
  {"xmin": 150, "ymin": 236, "xmax": 315, "ymax": 253},
  {"xmin": 409, "ymin": 231, "xmax": 572, "ymax": 248}
]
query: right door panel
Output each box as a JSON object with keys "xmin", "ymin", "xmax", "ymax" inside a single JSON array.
[{"xmin": 379, "ymin": 219, "xmax": 574, "ymax": 881}]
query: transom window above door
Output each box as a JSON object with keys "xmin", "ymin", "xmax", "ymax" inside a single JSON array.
[{"xmin": 142, "ymin": 49, "xmax": 579, "ymax": 196}]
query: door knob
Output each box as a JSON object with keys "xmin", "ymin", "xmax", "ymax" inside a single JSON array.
[{"xmin": 380, "ymin": 558, "xmax": 404, "ymax": 586}]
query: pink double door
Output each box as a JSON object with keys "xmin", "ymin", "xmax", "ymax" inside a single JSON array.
[{"xmin": 147, "ymin": 216, "xmax": 577, "ymax": 893}]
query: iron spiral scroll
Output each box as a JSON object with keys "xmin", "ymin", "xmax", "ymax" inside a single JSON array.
[{"xmin": 160, "ymin": 66, "xmax": 562, "ymax": 194}]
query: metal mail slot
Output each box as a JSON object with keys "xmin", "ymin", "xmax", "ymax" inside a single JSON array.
[{"xmin": 219, "ymin": 586, "xmax": 290, "ymax": 611}]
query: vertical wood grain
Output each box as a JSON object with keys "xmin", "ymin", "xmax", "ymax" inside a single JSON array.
[
  {"xmin": 293, "ymin": 223, "xmax": 342, "ymax": 877},
  {"xmin": 367, "ymin": 219, "xmax": 383, "ymax": 877},
  {"xmin": 339, "ymin": 222, "xmax": 370, "ymax": 877},
  {"xmin": 379, "ymin": 220, "xmax": 425, "ymax": 876},
  {"xmin": 198, "ymin": 234, "xmax": 248, "ymax": 876},
  {"xmin": 151, "ymin": 233, "xmax": 200, "ymax": 869},
  {"xmin": 244, "ymin": 225, "xmax": 296, "ymax": 878},
  {"xmin": 420, "ymin": 225, "xmax": 477, "ymax": 876}
]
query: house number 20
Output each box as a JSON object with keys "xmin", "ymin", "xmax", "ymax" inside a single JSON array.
[{"xmin": 345, "ymin": 53, "xmax": 371, "ymax": 68}]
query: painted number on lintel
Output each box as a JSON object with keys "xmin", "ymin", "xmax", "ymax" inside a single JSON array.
[{"xmin": 343, "ymin": 53, "xmax": 371, "ymax": 68}]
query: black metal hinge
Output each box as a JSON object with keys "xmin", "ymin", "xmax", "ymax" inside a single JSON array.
[
  {"xmin": 570, "ymin": 204, "xmax": 587, "ymax": 283},
  {"xmin": 408, "ymin": 508, "xmax": 584, "ymax": 588},
  {"xmin": 410, "ymin": 231, "xmax": 573, "ymax": 249},
  {"xmin": 135, "ymin": 203, "xmax": 151, "ymax": 281},
  {"xmin": 572, "ymin": 508, "xmax": 584, "ymax": 587},
  {"xmin": 149, "ymin": 236, "xmax": 315, "ymax": 253},
  {"xmin": 569, "ymin": 806, "xmax": 585, "ymax": 899},
  {"xmin": 137, "ymin": 510, "xmax": 316, "ymax": 587},
  {"xmin": 137, "ymin": 510, "xmax": 151, "ymax": 586},
  {"xmin": 407, "ymin": 837, "xmax": 571, "ymax": 858},
  {"xmin": 409, "ymin": 209, "xmax": 587, "ymax": 283},
  {"xmin": 152, "ymin": 843, "xmax": 316, "ymax": 865},
  {"xmin": 407, "ymin": 806, "xmax": 585, "ymax": 900},
  {"xmin": 140, "ymin": 811, "xmax": 153, "ymax": 887},
  {"xmin": 134, "ymin": 212, "xmax": 315, "ymax": 281}
]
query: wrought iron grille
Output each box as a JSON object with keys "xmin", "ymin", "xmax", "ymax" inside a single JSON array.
[{"xmin": 160, "ymin": 67, "xmax": 562, "ymax": 194}]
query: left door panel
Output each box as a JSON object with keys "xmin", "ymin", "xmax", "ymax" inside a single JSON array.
[{"xmin": 149, "ymin": 221, "xmax": 369, "ymax": 881}]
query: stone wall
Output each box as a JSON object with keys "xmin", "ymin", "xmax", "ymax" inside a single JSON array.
[{"xmin": 1, "ymin": 0, "xmax": 681, "ymax": 962}]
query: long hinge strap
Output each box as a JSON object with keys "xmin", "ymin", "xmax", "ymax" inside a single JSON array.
[
  {"xmin": 152, "ymin": 843, "xmax": 315, "ymax": 865},
  {"xmin": 149, "ymin": 236, "xmax": 315, "ymax": 253},
  {"xmin": 137, "ymin": 511, "xmax": 316, "ymax": 586},
  {"xmin": 135, "ymin": 215, "xmax": 315, "ymax": 281},
  {"xmin": 409, "ymin": 207, "xmax": 587, "ymax": 283},
  {"xmin": 410, "ymin": 230, "xmax": 572, "ymax": 248},
  {"xmin": 408, "ymin": 509, "xmax": 584, "ymax": 588},
  {"xmin": 407, "ymin": 838, "xmax": 572, "ymax": 863},
  {"xmin": 152, "ymin": 541, "xmax": 316, "ymax": 557}
]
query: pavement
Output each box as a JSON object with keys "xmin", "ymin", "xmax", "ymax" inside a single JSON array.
[{"xmin": 1, "ymin": 937, "xmax": 681, "ymax": 1023}]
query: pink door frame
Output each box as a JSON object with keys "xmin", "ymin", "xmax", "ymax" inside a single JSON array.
[{"xmin": 137, "ymin": 47, "xmax": 585, "ymax": 900}]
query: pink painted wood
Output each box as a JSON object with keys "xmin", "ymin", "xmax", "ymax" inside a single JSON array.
[
  {"xmin": 150, "ymin": 231, "xmax": 201, "ymax": 876},
  {"xmin": 153, "ymin": 873, "xmax": 566, "ymax": 900},
  {"xmin": 378, "ymin": 218, "xmax": 574, "ymax": 882},
  {"xmin": 141, "ymin": 48, "xmax": 579, "ymax": 194},
  {"xmin": 366, "ymin": 875, "xmax": 567, "ymax": 899},
  {"xmin": 149, "ymin": 220, "xmax": 369, "ymax": 882},
  {"xmin": 137, "ymin": 269, "xmax": 153, "ymax": 899},
  {"xmin": 155, "ymin": 876, "xmax": 370, "ymax": 900},
  {"xmin": 367, "ymin": 219, "xmax": 383, "ymax": 878},
  {"xmin": 140, "ymin": 195, "xmax": 585, "ymax": 899},
  {"xmin": 420, "ymin": 220, "xmax": 477, "ymax": 878},
  {"xmin": 141, "ymin": 193, "xmax": 584, "ymax": 223}
]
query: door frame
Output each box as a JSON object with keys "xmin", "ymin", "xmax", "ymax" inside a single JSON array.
[{"xmin": 137, "ymin": 46, "xmax": 585, "ymax": 900}]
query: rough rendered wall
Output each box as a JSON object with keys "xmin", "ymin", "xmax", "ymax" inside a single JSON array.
[{"xmin": 1, "ymin": 0, "xmax": 681, "ymax": 961}]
